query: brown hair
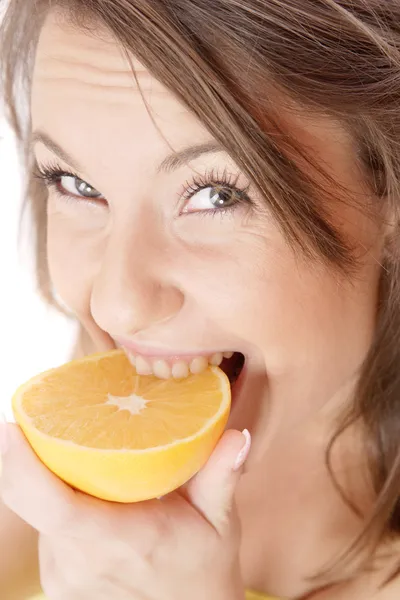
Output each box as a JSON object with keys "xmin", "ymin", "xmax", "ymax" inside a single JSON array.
[{"xmin": 2, "ymin": 0, "xmax": 400, "ymax": 585}]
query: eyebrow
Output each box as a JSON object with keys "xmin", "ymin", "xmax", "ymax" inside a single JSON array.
[{"xmin": 31, "ymin": 131, "xmax": 224, "ymax": 175}]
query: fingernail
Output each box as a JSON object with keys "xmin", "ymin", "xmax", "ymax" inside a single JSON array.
[
  {"xmin": 233, "ymin": 429, "xmax": 251, "ymax": 471},
  {"xmin": 0, "ymin": 412, "xmax": 9, "ymax": 455}
]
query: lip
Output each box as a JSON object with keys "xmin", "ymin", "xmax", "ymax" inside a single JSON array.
[{"xmin": 113, "ymin": 336, "xmax": 230, "ymax": 361}]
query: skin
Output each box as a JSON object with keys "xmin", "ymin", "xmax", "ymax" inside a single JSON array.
[{"xmin": 1, "ymin": 9, "xmax": 400, "ymax": 600}]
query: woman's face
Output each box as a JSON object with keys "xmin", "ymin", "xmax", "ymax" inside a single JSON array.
[{"xmin": 31, "ymin": 12, "xmax": 384, "ymax": 444}]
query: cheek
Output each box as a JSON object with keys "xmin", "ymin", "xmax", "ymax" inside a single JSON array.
[
  {"xmin": 181, "ymin": 231, "xmax": 377, "ymax": 372},
  {"xmin": 191, "ymin": 259, "xmax": 313, "ymax": 355},
  {"xmin": 175, "ymin": 229, "xmax": 309, "ymax": 351},
  {"xmin": 46, "ymin": 211, "xmax": 101, "ymax": 318}
]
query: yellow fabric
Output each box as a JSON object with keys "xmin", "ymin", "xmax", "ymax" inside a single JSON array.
[
  {"xmin": 32, "ymin": 591, "xmax": 276, "ymax": 599},
  {"xmin": 246, "ymin": 591, "xmax": 276, "ymax": 600}
]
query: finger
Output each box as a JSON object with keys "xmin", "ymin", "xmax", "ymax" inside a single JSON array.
[
  {"xmin": 0, "ymin": 423, "xmax": 113, "ymax": 538},
  {"xmin": 183, "ymin": 428, "xmax": 251, "ymax": 534}
]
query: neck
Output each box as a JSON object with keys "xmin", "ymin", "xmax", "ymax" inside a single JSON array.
[{"xmin": 236, "ymin": 370, "xmax": 375, "ymax": 599}]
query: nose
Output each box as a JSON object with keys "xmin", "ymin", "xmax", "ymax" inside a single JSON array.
[{"xmin": 90, "ymin": 222, "xmax": 184, "ymax": 337}]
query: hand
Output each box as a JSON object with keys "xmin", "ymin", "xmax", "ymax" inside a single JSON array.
[{"xmin": 0, "ymin": 422, "xmax": 250, "ymax": 600}]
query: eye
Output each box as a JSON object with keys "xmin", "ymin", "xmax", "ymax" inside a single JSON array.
[
  {"xmin": 178, "ymin": 167, "xmax": 252, "ymax": 216},
  {"xmin": 182, "ymin": 184, "xmax": 245, "ymax": 214},
  {"xmin": 59, "ymin": 175, "xmax": 103, "ymax": 199}
]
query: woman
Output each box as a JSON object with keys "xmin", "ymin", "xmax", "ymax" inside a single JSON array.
[{"xmin": 1, "ymin": 0, "xmax": 400, "ymax": 598}]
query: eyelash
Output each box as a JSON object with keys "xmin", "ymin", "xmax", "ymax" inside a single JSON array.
[
  {"xmin": 34, "ymin": 161, "xmax": 101, "ymax": 206},
  {"xmin": 179, "ymin": 167, "xmax": 252, "ymax": 215},
  {"xmin": 34, "ymin": 161, "xmax": 253, "ymax": 215}
]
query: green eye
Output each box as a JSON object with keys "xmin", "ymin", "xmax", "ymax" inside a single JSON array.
[
  {"xmin": 182, "ymin": 185, "xmax": 242, "ymax": 213},
  {"xmin": 209, "ymin": 185, "xmax": 240, "ymax": 208},
  {"xmin": 62, "ymin": 176, "xmax": 103, "ymax": 199},
  {"xmin": 74, "ymin": 177, "xmax": 102, "ymax": 198}
]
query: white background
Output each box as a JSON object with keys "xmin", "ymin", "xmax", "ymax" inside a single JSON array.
[{"xmin": 0, "ymin": 118, "xmax": 77, "ymax": 420}]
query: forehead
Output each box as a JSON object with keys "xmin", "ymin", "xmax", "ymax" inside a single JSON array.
[
  {"xmin": 31, "ymin": 11, "xmax": 208, "ymax": 150},
  {"xmin": 31, "ymin": 10, "xmax": 357, "ymax": 191}
]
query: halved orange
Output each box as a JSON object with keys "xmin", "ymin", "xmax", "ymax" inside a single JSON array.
[{"xmin": 12, "ymin": 349, "xmax": 231, "ymax": 502}]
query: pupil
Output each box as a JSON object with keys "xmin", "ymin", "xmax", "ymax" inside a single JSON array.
[
  {"xmin": 76, "ymin": 178, "xmax": 99, "ymax": 197},
  {"xmin": 210, "ymin": 186, "xmax": 235, "ymax": 208}
]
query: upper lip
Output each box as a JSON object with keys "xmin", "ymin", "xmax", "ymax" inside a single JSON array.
[{"xmin": 113, "ymin": 336, "xmax": 231, "ymax": 360}]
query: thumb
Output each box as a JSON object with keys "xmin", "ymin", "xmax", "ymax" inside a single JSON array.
[{"xmin": 183, "ymin": 428, "xmax": 251, "ymax": 534}]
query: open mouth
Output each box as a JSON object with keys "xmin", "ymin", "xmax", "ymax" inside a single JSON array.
[
  {"xmin": 220, "ymin": 352, "xmax": 245, "ymax": 388},
  {"xmin": 124, "ymin": 347, "xmax": 246, "ymax": 387}
]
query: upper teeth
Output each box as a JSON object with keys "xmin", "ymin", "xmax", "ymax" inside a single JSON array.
[{"xmin": 127, "ymin": 351, "xmax": 234, "ymax": 379}]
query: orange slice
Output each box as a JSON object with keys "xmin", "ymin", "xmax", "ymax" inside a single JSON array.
[{"xmin": 12, "ymin": 349, "xmax": 231, "ymax": 502}]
